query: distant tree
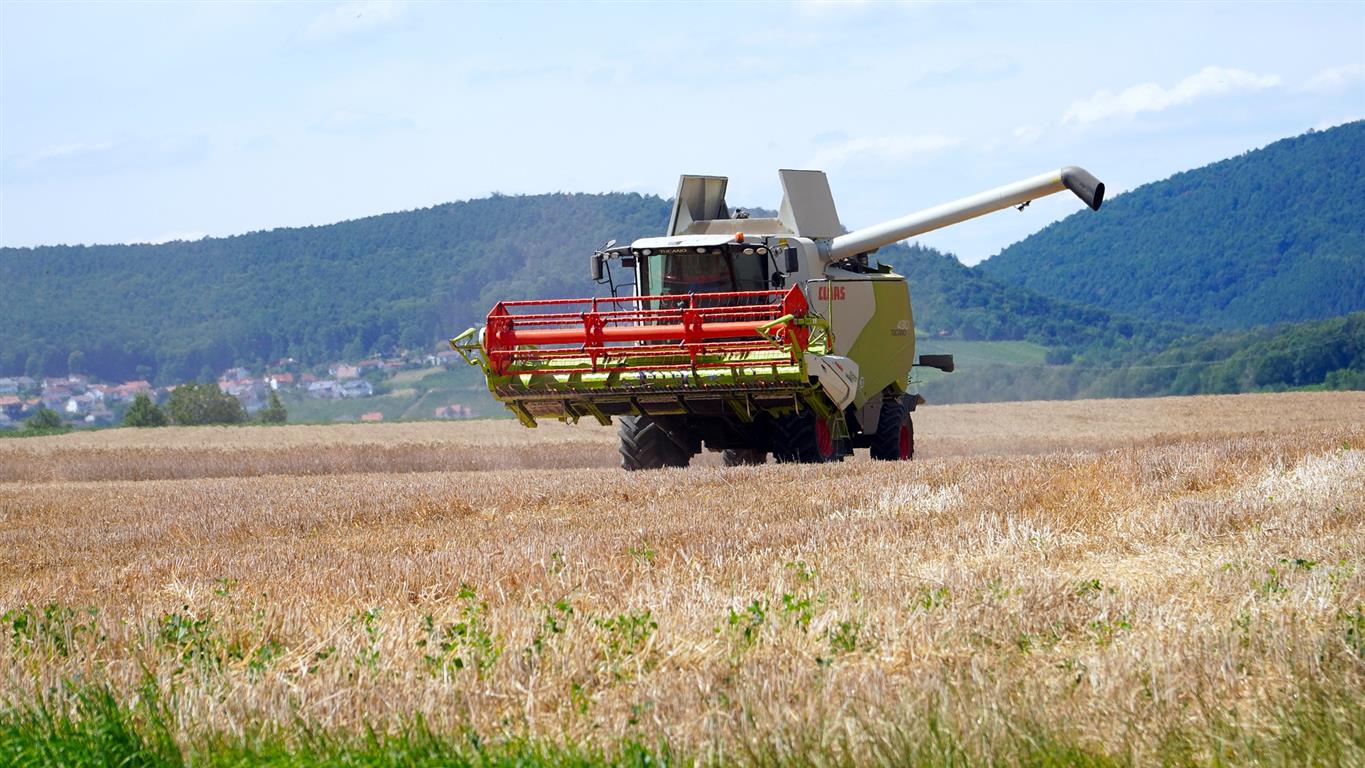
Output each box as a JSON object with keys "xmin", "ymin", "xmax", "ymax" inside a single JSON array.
[
  {"xmin": 166, "ymin": 382, "xmax": 246, "ymax": 426},
  {"xmin": 123, "ymin": 393, "xmax": 168, "ymax": 427},
  {"xmin": 67, "ymin": 350, "xmax": 85, "ymax": 376},
  {"xmin": 259, "ymin": 390, "xmax": 287, "ymax": 424},
  {"xmin": 1044, "ymin": 348, "xmax": 1075, "ymax": 365},
  {"xmin": 25, "ymin": 407, "xmax": 62, "ymax": 431}
]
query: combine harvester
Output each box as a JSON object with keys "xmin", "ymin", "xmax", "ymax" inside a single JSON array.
[{"xmin": 452, "ymin": 167, "xmax": 1104, "ymax": 469}]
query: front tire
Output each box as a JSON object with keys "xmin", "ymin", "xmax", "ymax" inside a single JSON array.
[
  {"xmin": 870, "ymin": 399, "xmax": 913, "ymax": 461},
  {"xmin": 772, "ymin": 411, "xmax": 837, "ymax": 464},
  {"xmin": 618, "ymin": 415, "xmax": 692, "ymax": 471}
]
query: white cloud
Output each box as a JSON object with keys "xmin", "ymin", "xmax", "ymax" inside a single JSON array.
[
  {"xmin": 1300, "ymin": 64, "xmax": 1365, "ymax": 93},
  {"xmin": 3, "ymin": 136, "xmax": 210, "ymax": 182},
  {"xmin": 1011, "ymin": 124, "xmax": 1043, "ymax": 145},
  {"xmin": 306, "ymin": 1, "xmax": 404, "ymax": 41},
  {"xmin": 1313, "ymin": 115, "xmax": 1363, "ymax": 132},
  {"xmin": 808, "ymin": 134, "xmax": 962, "ymax": 169},
  {"xmin": 1061, "ymin": 66, "xmax": 1282, "ymax": 126}
]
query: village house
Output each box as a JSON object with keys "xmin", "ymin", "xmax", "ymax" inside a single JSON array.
[
  {"xmin": 40, "ymin": 391, "xmax": 69, "ymax": 410},
  {"xmin": 112, "ymin": 381, "xmax": 152, "ymax": 403},
  {"xmin": 0, "ymin": 395, "xmax": 24, "ymax": 418},
  {"xmin": 339, "ymin": 379, "xmax": 374, "ymax": 398},
  {"xmin": 330, "ymin": 363, "xmax": 360, "ymax": 380},
  {"xmin": 267, "ymin": 372, "xmax": 295, "ymax": 390},
  {"xmin": 64, "ymin": 393, "xmax": 97, "ymax": 416},
  {"xmin": 0, "ymin": 378, "xmax": 18, "ymax": 394},
  {"xmin": 83, "ymin": 404, "xmax": 115, "ymax": 425},
  {"xmin": 359, "ymin": 411, "xmax": 383, "ymax": 422},
  {"xmin": 219, "ymin": 378, "xmax": 269, "ymax": 411},
  {"xmin": 425, "ymin": 350, "xmax": 460, "ymax": 367},
  {"xmin": 307, "ymin": 380, "xmax": 340, "ymax": 399}
]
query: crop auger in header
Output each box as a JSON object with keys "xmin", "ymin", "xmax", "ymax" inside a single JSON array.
[{"xmin": 451, "ymin": 167, "xmax": 1105, "ymax": 469}]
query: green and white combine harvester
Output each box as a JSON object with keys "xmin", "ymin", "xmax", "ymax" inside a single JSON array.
[{"xmin": 452, "ymin": 167, "xmax": 1104, "ymax": 469}]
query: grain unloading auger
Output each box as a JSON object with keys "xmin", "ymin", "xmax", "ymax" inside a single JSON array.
[{"xmin": 452, "ymin": 167, "xmax": 1104, "ymax": 469}]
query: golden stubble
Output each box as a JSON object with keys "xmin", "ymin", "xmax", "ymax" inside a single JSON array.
[{"xmin": 1, "ymin": 390, "xmax": 1362, "ymax": 759}]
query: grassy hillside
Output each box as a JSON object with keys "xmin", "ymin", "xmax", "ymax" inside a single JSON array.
[
  {"xmin": 979, "ymin": 120, "xmax": 1365, "ymax": 328},
  {"xmin": 922, "ymin": 311, "xmax": 1365, "ymax": 403}
]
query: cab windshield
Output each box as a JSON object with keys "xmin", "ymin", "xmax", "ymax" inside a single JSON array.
[{"xmin": 641, "ymin": 248, "xmax": 768, "ymax": 303}]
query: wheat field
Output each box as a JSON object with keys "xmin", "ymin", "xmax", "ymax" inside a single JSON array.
[{"xmin": 2, "ymin": 391, "xmax": 1363, "ymax": 764}]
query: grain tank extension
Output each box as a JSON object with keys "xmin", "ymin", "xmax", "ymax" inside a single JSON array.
[{"xmin": 451, "ymin": 167, "xmax": 1104, "ymax": 468}]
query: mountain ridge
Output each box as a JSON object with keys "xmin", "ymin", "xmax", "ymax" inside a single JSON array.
[{"xmin": 978, "ymin": 120, "xmax": 1365, "ymax": 328}]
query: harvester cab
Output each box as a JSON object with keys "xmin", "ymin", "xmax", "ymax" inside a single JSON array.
[{"xmin": 452, "ymin": 166, "xmax": 1104, "ymax": 469}]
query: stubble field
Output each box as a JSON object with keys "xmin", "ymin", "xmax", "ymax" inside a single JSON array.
[{"xmin": 2, "ymin": 391, "xmax": 1363, "ymax": 765}]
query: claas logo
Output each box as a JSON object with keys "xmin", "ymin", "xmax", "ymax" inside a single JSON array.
[{"xmin": 816, "ymin": 285, "xmax": 846, "ymax": 301}]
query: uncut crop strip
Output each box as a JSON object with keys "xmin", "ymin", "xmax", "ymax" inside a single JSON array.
[{"xmin": 4, "ymin": 391, "xmax": 1362, "ymax": 483}]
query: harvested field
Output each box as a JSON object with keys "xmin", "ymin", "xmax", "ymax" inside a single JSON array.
[{"xmin": 2, "ymin": 391, "xmax": 1363, "ymax": 764}]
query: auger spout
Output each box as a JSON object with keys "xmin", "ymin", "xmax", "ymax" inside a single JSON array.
[{"xmin": 824, "ymin": 166, "xmax": 1104, "ymax": 262}]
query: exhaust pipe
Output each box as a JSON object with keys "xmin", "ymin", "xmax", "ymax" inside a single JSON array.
[{"xmin": 824, "ymin": 166, "xmax": 1104, "ymax": 262}]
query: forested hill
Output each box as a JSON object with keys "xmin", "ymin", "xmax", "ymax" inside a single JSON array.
[
  {"xmin": 978, "ymin": 120, "xmax": 1365, "ymax": 328},
  {"xmin": 0, "ymin": 193, "xmax": 669, "ymax": 383},
  {"xmin": 1, "ymin": 192, "xmax": 1174, "ymax": 384}
]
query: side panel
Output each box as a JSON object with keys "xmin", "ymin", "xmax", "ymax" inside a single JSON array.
[{"xmin": 812, "ymin": 276, "xmax": 914, "ymax": 408}]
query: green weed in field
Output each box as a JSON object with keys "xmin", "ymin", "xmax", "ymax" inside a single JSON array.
[
  {"xmin": 417, "ymin": 586, "xmax": 501, "ymax": 677},
  {"xmin": 3, "ymin": 603, "xmax": 99, "ymax": 658}
]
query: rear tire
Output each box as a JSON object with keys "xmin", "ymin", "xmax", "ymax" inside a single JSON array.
[
  {"xmin": 772, "ymin": 411, "xmax": 837, "ymax": 464},
  {"xmin": 870, "ymin": 399, "xmax": 913, "ymax": 461},
  {"xmin": 618, "ymin": 415, "xmax": 692, "ymax": 471},
  {"xmin": 722, "ymin": 448, "xmax": 767, "ymax": 466}
]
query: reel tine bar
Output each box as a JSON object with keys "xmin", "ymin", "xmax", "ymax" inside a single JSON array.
[{"xmin": 484, "ymin": 286, "xmax": 810, "ymax": 376}]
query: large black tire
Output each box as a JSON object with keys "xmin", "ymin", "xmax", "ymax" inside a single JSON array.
[
  {"xmin": 771, "ymin": 411, "xmax": 836, "ymax": 464},
  {"xmin": 722, "ymin": 448, "xmax": 767, "ymax": 466},
  {"xmin": 870, "ymin": 399, "xmax": 914, "ymax": 461},
  {"xmin": 618, "ymin": 415, "xmax": 692, "ymax": 471}
]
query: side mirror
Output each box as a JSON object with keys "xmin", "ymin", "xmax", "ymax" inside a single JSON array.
[
  {"xmin": 785, "ymin": 248, "xmax": 799, "ymax": 273},
  {"xmin": 590, "ymin": 253, "xmax": 605, "ymax": 282}
]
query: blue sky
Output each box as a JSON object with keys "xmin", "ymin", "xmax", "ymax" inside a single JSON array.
[{"xmin": 2, "ymin": 1, "xmax": 1362, "ymax": 263}]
